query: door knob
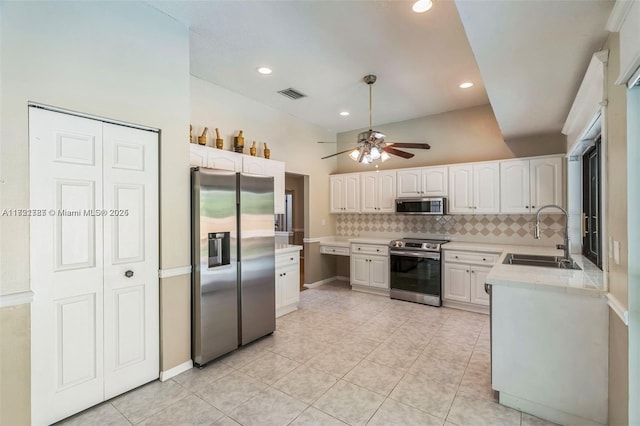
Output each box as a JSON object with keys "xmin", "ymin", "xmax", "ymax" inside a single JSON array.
[{"xmin": 125, "ymin": 270, "xmax": 134, "ymax": 278}]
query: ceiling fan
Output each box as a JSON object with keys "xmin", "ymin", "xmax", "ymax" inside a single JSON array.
[{"xmin": 321, "ymin": 74, "xmax": 431, "ymax": 163}]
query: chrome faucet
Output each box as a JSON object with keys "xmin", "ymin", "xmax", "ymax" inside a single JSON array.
[{"xmin": 534, "ymin": 204, "xmax": 571, "ymax": 263}]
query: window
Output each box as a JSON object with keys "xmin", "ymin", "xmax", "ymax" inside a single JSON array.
[{"xmin": 582, "ymin": 136, "xmax": 602, "ymax": 268}]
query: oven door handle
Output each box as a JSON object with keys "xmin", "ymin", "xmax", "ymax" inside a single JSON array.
[{"xmin": 389, "ymin": 250, "xmax": 440, "ymax": 260}]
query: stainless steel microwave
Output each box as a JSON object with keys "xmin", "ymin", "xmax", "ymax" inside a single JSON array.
[{"xmin": 395, "ymin": 197, "xmax": 446, "ymax": 215}]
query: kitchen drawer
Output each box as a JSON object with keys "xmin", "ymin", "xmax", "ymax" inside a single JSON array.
[
  {"xmin": 444, "ymin": 250, "xmax": 498, "ymax": 265},
  {"xmin": 351, "ymin": 243, "xmax": 388, "ymax": 256},
  {"xmin": 276, "ymin": 252, "xmax": 300, "ymax": 268},
  {"xmin": 320, "ymin": 245, "xmax": 350, "ymax": 256}
]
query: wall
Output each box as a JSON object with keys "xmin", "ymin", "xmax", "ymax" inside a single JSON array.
[
  {"xmin": 0, "ymin": 2, "xmax": 190, "ymax": 423},
  {"xmin": 190, "ymin": 76, "xmax": 337, "ymax": 238},
  {"xmin": 604, "ymin": 32, "xmax": 629, "ymax": 425},
  {"xmin": 335, "ymin": 104, "xmax": 565, "ymax": 173}
]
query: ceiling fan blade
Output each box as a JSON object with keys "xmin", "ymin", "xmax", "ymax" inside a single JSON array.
[
  {"xmin": 317, "ymin": 141, "xmax": 337, "ymax": 144},
  {"xmin": 385, "ymin": 142, "xmax": 431, "ymax": 150},
  {"xmin": 383, "ymin": 146, "xmax": 415, "ymax": 159},
  {"xmin": 321, "ymin": 148, "xmax": 355, "ymax": 160}
]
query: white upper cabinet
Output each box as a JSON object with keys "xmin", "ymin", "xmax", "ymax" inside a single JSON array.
[
  {"xmin": 422, "ymin": 167, "xmax": 448, "ymax": 196},
  {"xmin": 361, "ymin": 170, "xmax": 396, "ymax": 213},
  {"xmin": 530, "ymin": 157, "xmax": 563, "ymax": 210},
  {"xmin": 208, "ymin": 149, "xmax": 243, "ymax": 172},
  {"xmin": 330, "ymin": 173, "xmax": 360, "ymax": 213},
  {"xmin": 189, "ymin": 144, "xmax": 285, "ymax": 213},
  {"xmin": 449, "ymin": 165, "xmax": 474, "ymax": 213},
  {"xmin": 243, "ymin": 156, "xmax": 286, "ymax": 214},
  {"xmin": 449, "ymin": 162, "xmax": 499, "ymax": 214},
  {"xmin": 473, "ymin": 162, "xmax": 500, "ymax": 214},
  {"xmin": 397, "ymin": 166, "xmax": 448, "ymax": 198},
  {"xmin": 500, "ymin": 156, "xmax": 563, "ymax": 214},
  {"xmin": 500, "ymin": 160, "xmax": 530, "ymax": 213}
]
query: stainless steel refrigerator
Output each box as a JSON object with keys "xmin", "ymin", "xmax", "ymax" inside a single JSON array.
[{"xmin": 191, "ymin": 167, "xmax": 275, "ymax": 367}]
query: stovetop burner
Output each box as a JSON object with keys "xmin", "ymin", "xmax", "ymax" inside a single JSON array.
[{"xmin": 389, "ymin": 238, "xmax": 449, "ymax": 252}]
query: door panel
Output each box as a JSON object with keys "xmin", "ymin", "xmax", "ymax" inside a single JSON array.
[
  {"xmin": 112, "ymin": 184, "xmax": 145, "ymax": 263},
  {"xmin": 103, "ymin": 123, "xmax": 159, "ymax": 399},
  {"xmin": 360, "ymin": 172, "xmax": 378, "ymax": 213},
  {"xmin": 351, "ymin": 255, "xmax": 369, "ymax": 286},
  {"xmin": 55, "ymin": 180, "xmax": 97, "ymax": 270},
  {"xmin": 423, "ymin": 166, "xmax": 448, "ymax": 196},
  {"xmin": 470, "ymin": 267, "xmax": 490, "ymax": 306},
  {"xmin": 443, "ymin": 263, "xmax": 470, "ymax": 302},
  {"xmin": 30, "ymin": 108, "xmax": 105, "ymax": 425},
  {"xmin": 449, "ymin": 165, "xmax": 473, "ymax": 213},
  {"xmin": 530, "ymin": 157, "xmax": 562, "ymax": 210},
  {"xmin": 500, "ymin": 160, "xmax": 530, "ymax": 213},
  {"xmin": 377, "ymin": 171, "xmax": 396, "ymax": 212},
  {"xmin": 369, "ymin": 257, "xmax": 389, "ymax": 289},
  {"xmin": 56, "ymin": 294, "xmax": 98, "ymax": 389},
  {"xmin": 474, "ymin": 163, "xmax": 500, "ymax": 213},
  {"xmin": 397, "ymin": 169, "xmax": 421, "ymax": 197}
]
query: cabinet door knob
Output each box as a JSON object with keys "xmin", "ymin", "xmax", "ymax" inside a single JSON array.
[
  {"xmin": 283, "ymin": 272, "xmax": 286, "ymax": 276},
  {"xmin": 358, "ymin": 248, "xmax": 361, "ymax": 250},
  {"xmin": 466, "ymin": 270, "xmax": 469, "ymax": 273},
  {"xmin": 125, "ymin": 270, "xmax": 134, "ymax": 278},
  {"xmin": 290, "ymin": 257, "xmax": 294, "ymax": 261},
  {"xmin": 376, "ymin": 249, "xmax": 380, "ymax": 252},
  {"xmin": 482, "ymin": 258, "xmax": 486, "ymax": 261},
  {"xmin": 532, "ymin": 205, "xmax": 535, "ymax": 209},
  {"xmin": 455, "ymin": 255, "xmax": 459, "ymax": 259},
  {"xmin": 471, "ymin": 270, "xmax": 475, "ymax": 274},
  {"xmin": 525, "ymin": 205, "xmax": 529, "ymax": 209}
]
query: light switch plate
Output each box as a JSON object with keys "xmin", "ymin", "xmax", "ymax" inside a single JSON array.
[{"xmin": 613, "ymin": 240, "xmax": 621, "ymax": 265}]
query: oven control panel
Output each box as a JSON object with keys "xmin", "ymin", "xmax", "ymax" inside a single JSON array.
[{"xmin": 389, "ymin": 238, "xmax": 448, "ymax": 252}]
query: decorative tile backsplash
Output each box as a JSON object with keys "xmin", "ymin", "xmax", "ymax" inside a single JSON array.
[{"xmin": 336, "ymin": 213, "xmax": 566, "ymax": 244}]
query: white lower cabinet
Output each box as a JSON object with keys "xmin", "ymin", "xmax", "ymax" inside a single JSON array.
[
  {"xmin": 276, "ymin": 251, "xmax": 300, "ymax": 317},
  {"xmin": 350, "ymin": 243, "xmax": 389, "ymax": 294},
  {"xmin": 443, "ymin": 249, "xmax": 497, "ymax": 312}
]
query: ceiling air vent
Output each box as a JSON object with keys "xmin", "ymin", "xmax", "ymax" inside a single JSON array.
[{"xmin": 277, "ymin": 88, "xmax": 307, "ymax": 100}]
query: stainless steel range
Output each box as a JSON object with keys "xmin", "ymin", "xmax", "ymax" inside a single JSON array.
[{"xmin": 389, "ymin": 238, "xmax": 449, "ymax": 307}]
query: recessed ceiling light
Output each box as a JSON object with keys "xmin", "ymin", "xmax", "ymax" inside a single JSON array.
[
  {"xmin": 412, "ymin": 0, "xmax": 433, "ymax": 13},
  {"xmin": 257, "ymin": 67, "xmax": 272, "ymax": 75},
  {"xmin": 339, "ymin": 111, "xmax": 350, "ymax": 116},
  {"xmin": 459, "ymin": 82, "xmax": 474, "ymax": 89}
]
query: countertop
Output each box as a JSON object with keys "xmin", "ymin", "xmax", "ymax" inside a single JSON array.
[
  {"xmin": 319, "ymin": 237, "xmax": 393, "ymax": 247},
  {"xmin": 275, "ymin": 244, "xmax": 303, "ymax": 254},
  {"xmin": 443, "ymin": 241, "xmax": 605, "ymax": 296}
]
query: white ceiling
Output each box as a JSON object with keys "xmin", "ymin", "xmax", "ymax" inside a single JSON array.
[
  {"xmin": 455, "ymin": 0, "xmax": 613, "ymax": 139},
  {"xmin": 149, "ymin": 0, "xmax": 613, "ymax": 139}
]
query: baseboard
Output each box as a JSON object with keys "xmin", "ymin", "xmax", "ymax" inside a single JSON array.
[
  {"xmin": 336, "ymin": 276, "xmax": 349, "ymax": 282},
  {"xmin": 276, "ymin": 303, "xmax": 298, "ymax": 318},
  {"xmin": 159, "ymin": 359, "xmax": 193, "ymax": 382},
  {"xmin": 303, "ymin": 276, "xmax": 342, "ymax": 288},
  {"xmin": 351, "ymin": 284, "xmax": 389, "ymax": 297},
  {"xmin": 442, "ymin": 299, "xmax": 489, "ymax": 315},
  {"xmin": 499, "ymin": 391, "xmax": 605, "ymax": 426}
]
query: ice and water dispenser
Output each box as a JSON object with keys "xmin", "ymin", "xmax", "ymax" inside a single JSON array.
[{"xmin": 208, "ymin": 232, "xmax": 230, "ymax": 268}]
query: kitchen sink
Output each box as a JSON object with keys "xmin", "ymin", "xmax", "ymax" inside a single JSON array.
[{"xmin": 503, "ymin": 253, "xmax": 581, "ymax": 270}]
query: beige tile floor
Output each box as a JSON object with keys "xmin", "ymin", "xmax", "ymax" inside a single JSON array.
[{"xmin": 59, "ymin": 281, "xmax": 557, "ymax": 426}]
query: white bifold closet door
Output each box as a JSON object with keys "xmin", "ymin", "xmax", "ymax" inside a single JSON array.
[{"xmin": 29, "ymin": 108, "xmax": 159, "ymax": 425}]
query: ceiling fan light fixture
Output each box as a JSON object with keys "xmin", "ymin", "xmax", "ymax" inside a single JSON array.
[
  {"xmin": 370, "ymin": 146, "xmax": 381, "ymax": 160},
  {"xmin": 349, "ymin": 149, "xmax": 360, "ymax": 161},
  {"xmin": 257, "ymin": 67, "xmax": 272, "ymax": 75},
  {"xmin": 380, "ymin": 151, "xmax": 391, "ymax": 162},
  {"xmin": 412, "ymin": 0, "xmax": 433, "ymax": 13}
]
